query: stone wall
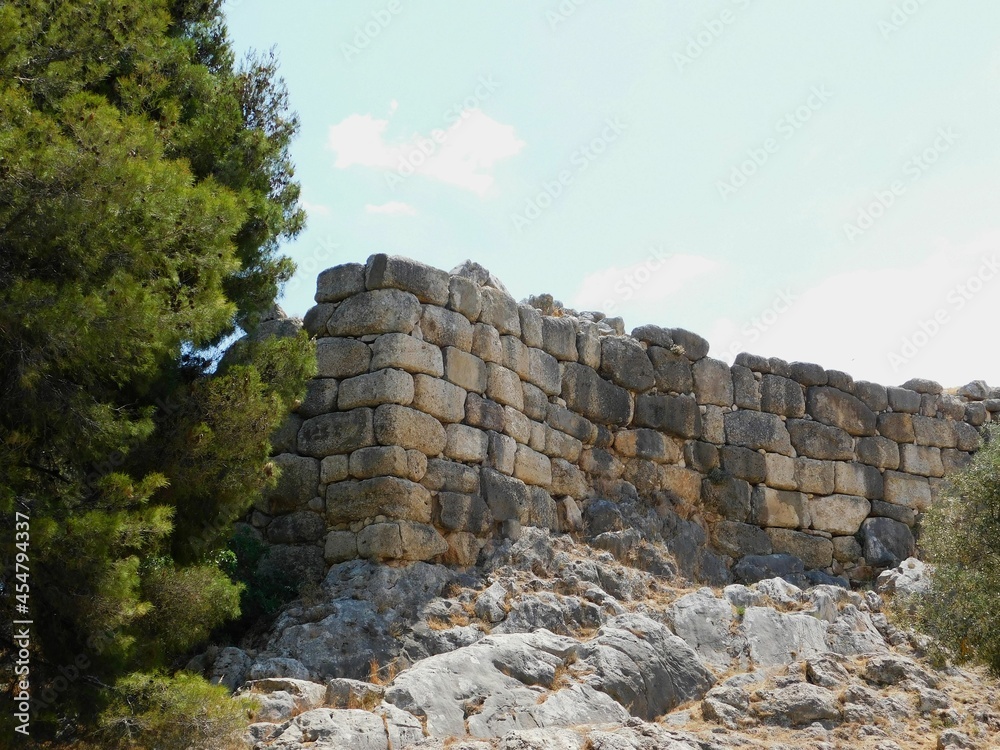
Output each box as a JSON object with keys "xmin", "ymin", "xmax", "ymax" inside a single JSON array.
[{"xmin": 255, "ymin": 254, "xmax": 997, "ymax": 584}]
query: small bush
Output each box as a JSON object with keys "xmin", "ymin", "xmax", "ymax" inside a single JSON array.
[{"xmin": 914, "ymin": 424, "xmax": 1000, "ymax": 674}]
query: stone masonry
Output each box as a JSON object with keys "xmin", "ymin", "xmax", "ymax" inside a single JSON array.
[{"xmin": 255, "ymin": 254, "xmax": 997, "ymax": 583}]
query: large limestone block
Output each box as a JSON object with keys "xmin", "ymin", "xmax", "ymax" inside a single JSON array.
[
  {"xmin": 614, "ymin": 429, "xmax": 681, "ymax": 463},
  {"xmin": 298, "ymin": 409, "xmax": 375, "ymax": 457},
  {"xmin": 444, "ymin": 423, "xmax": 489, "ymax": 462},
  {"xmin": 541, "ymin": 316, "xmax": 578, "ymax": 361},
  {"xmin": 526, "ymin": 347, "xmax": 561, "ymax": 396},
  {"xmin": 853, "ymin": 380, "xmax": 888, "ymax": 412},
  {"xmin": 693, "ymin": 357, "xmax": 733, "ymax": 406},
  {"xmin": 266, "ymin": 510, "xmax": 325, "ymax": 544},
  {"xmin": 320, "ymin": 455, "xmax": 349, "ymax": 484},
  {"xmin": 422, "ymin": 459, "xmax": 480, "ymax": 494},
  {"xmin": 500, "ymin": 335, "xmax": 530, "ymax": 379},
  {"xmin": 702, "ymin": 475, "xmax": 752, "ymax": 521},
  {"xmin": 898, "ymin": 444, "xmax": 944, "ymax": 477},
  {"xmin": 712, "ymin": 520, "xmax": 772, "ymax": 558},
  {"xmin": 954, "ymin": 421, "xmax": 982, "ymax": 452},
  {"xmin": 412, "ymin": 374, "xmax": 466, "ymax": 423},
  {"xmin": 648, "ymin": 346, "xmax": 693, "ymax": 394},
  {"xmin": 260, "ymin": 454, "xmax": 320, "ymax": 513},
  {"xmin": 550, "ymin": 458, "xmax": 589, "ymax": 498},
  {"xmin": 373, "ymin": 404, "xmax": 447, "ymax": 456},
  {"xmin": 371, "ymin": 333, "xmax": 443, "ymax": 377},
  {"xmin": 877, "ymin": 412, "xmax": 915, "ymax": 443},
  {"xmin": 447, "ymin": 275, "xmax": 482, "ymax": 322},
  {"xmin": 338, "ymin": 368, "xmax": 414, "ymax": 410},
  {"xmin": 911, "ymin": 416, "xmax": 957, "ymax": 449},
  {"xmin": 357, "ymin": 522, "xmax": 403, "ymax": 560},
  {"xmin": 365, "ymin": 253, "xmax": 450, "ymax": 305},
  {"xmin": 860, "ymin": 517, "xmax": 915, "ymax": 567},
  {"xmin": 764, "ymin": 452, "xmax": 797, "ymax": 490},
  {"xmin": 632, "ymin": 323, "xmax": 674, "ymax": 348},
  {"xmin": 806, "ymin": 386, "xmax": 877, "ymax": 436},
  {"xmin": 702, "ymin": 405, "xmax": 726, "ymax": 444},
  {"xmin": 481, "ymin": 468, "xmax": 530, "ymax": 522},
  {"xmin": 326, "ymin": 476, "xmax": 432, "ymax": 524},
  {"xmin": 561, "ymin": 363, "xmax": 633, "ymax": 427},
  {"xmin": 886, "ymin": 386, "xmax": 921, "ymax": 413},
  {"xmin": 486, "ymin": 363, "xmax": 524, "ymax": 410},
  {"xmin": 471, "ymin": 322, "xmax": 502, "ymax": 363},
  {"xmin": 348, "ymin": 445, "xmax": 410, "ymax": 479},
  {"xmin": 513, "ymin": 444, "xmax": 553, "ymax": 486},
  {"xmin": 315, "ymin": 262, "xmax": 365, "ymax": 303},
  {"xmin": 809, "ymin": 494, "xmax": 871, "ymax": 535},
  {"xmin": 599, "ymin": 337, "xmax": 655, "ymax": 392},
  {"xmin": 526, "ymin": 485, "xmax": 559, "ymax": 529},
  {"xmin": 669, "ymin": 328, "xmax": 710, "ymax": 360},
  {"xmin": 478, "ymin": 287, "xmax": 521, "ymax": 336},
  {"xmin": 297, "ymin": 378, "xmax": 339, "ymax": 419},
  {"xmin": 634, "ymin": 392, "xmax": 701, "ymax": 438},
  {"xmin": 720, "ymin": 445, "xmax": 766, "ymax": 483},
  {"xmin": 397, "ymin": 521, "xmax": 449, "ymax": 560},
  {"xmin": 766, "ymin": 528, "xmax": 833, "ymax": 569},
  {"xmin": 793, "ymin": 457, "xmax": 835, "ymax": 495},
  {"xmin": 324, "ymin": 530, "xmax": 358, "ymax": 563},
  {"xmin": 303, "ymin": 303, "xmax": 335, "ymax": 337},
  {"xmin": 442, "ymin": 347, "xmax": 487, "ymax": 393},
  {"xmin": 575, "ymin": 322, "xmax": 602, "ymax": 368},
  {"xmin": 787, "ymin": 419, "xmax": 854, "ymax": 461},
  {"xmin": 760, "ymin": 374, "xmax": 806, "ymax": 418},
  {"xmin": 487, "ymin": 431, "xmax": 517, "ymax": 475},
  {"xmin": 437, "ymin": 492, "xmax": 492, "ymax": 534},
  {"xmin": 789, "ymin": 361, "xmax": 827, "ymax": 386},
  {"xmin": 316, "ymin": 337, "xmax": 371, "ymax": 378},
  {"xmin": 546, "ymin": 403, "xmax": 597, "ymax": 444},
  {"xmin": 751, "ymin": 486, "xmax": 810, "ymax": 528},
  {"xmin": 856, "ymin": 436, "xmax": 900, "ymax": 470},
  {"xmin": 465, "ymin": 393, "xmax": 505, "ymax": 431},
  {"xmin": 659, "ymin": 465, "xmax": 703, "ymax": 507},
  {"xmin": 327, "ymin": 289, "xmax": 421, "ymax": 336},
  {"xmin": 724, "ymin": 410, "xmax": 792, "ymax": 455},
  {"xmin": 579, "ymin": 448, "xmax": 624, "ymax": 479},
  {"xmin": 833, "ymin": 462, "xmax": 883, "ymax": 499},
  {"xmin": 543, "ymin": 426, "xmax": 582, "ymax": 462},
  {"xmin": 732, "ymin": 365, "xmax": 762, "ymax": 410},
  {"xmin": 420, "ymin": 305, "xmax": 473, "ymax": 351},
  {"xmin": 883, "ymin": 471, "xmax": 932, "ymax": 510},
  {"xmin": 517, "ymin": 304, "xmax": 543, "ymax": 348}
]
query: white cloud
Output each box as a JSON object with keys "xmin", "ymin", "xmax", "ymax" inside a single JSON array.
[
  {"xmin": 571, "ymin": 251, "xmax": 721, "ymax": 320},
  {"xmin": 365, "ymin": 201, "xmax": 417, "ymax": 216},
  {"xmin": 707, "ymin": 231, "xmax": 1000, "ymax": 387},
  {"xmin": 327, "ymin": 107, "xmax": 524, "ymax": 195},
  {"xmin": 301, "ymin": 199, "xmax": 330, "ymax": 217}
]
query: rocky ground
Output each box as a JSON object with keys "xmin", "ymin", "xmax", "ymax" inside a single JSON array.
[{"xmin": 191, "ymin": 530, "xmax": 1000, "ymax": 749}]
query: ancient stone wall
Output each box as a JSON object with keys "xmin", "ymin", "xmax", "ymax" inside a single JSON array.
[{"xmin": 255, "ymin": 254, "xmax": 996, "ymax": 584}]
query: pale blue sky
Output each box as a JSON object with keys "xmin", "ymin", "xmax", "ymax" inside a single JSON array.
[{"xmin": 225, "ymin": 0, "xmax": 1000, "ymax": 387}]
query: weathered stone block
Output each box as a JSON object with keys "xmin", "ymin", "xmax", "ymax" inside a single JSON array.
[
  {"xmin": 919, "ymin": 393, "xmax": 938, "ymax": 417},
  {"xmin": 600, "ymin": 337, "xmax": 655, "ymax": 391},
  {"xmin": 500, "ymin": 335, "xmax": 530, "ymax": 380},
  {"xmin": 856, "ymin": 436, "xmax": 900, "ymax": 470},
  {"xmin": 320, "ymin": 454, "xmax": 349, "ymax": 484},
  {"xmin": 546, "ymin": 403, "xmax": 597, "ymax": 444},
  {"xmin": 886, "ymin": 386, "xmax": 921, "ymax": 413},
  {"xmin": 471, "ymin": 323, "xmax": 502, "ymax": 363},
  {"xmin": 464, "ymin": 393, "xmax": 505, "ymax": 431},
  {"xmin": 406, "ymin": 450, "xmax": 427, "ymax": 482},
  {"xmin": 789, "ymin": 361, "xmax": 827, "ymax": 386},
  {"xmin": 806, "ymin": 387, "xmax": 876, "ymax": 436},
  {"xmin": 543, "ymin": 426, "xmax": 582, "ymax": 461},
  {"xmin": 751, "ymin": 487, "xmax": 809, "ymax": 528},
  {"xmin": 412, "ymin": 374, "xmax": 466, "ymax": 423},
  {"xmin": 702, "ymin": 405, "xmax": 726, "ymax": 444},
  {"xmin": 442, "ymin": 531, "xmax": 482, "ymax": 567},
  {"xmin": 421, "ymin": 305, "xmax": 473, "ymax": 351},
  {"xmin": 659, "ymin": 465, "xmax": 703, "ymax": 506},
  {"xmin": 825, "ymin": 370, "xmax": 853, "ymax": 391},
  {"xmin": 766, "ymin": 529, "xmax": 833, "ymax": 569},
  {"xmin": 901, "ymin": 377, "xmax": 942, "ymax": 394},
  {"xmin": 438, "ymin": 492, "xmax": 492, "ymax": 533},
  {"xmin": 720, "ymin": 445, "xmax": 766, "ymax": 483},
  {"xmin": 271, "ymin": 414, "xmax": 302, "ymax": 455},
  {"xmin": 444, "ymin": 423, "xmax": 488, "ymax": 463},
  {"xmin": 562, "ymin": 363, "xmax": 633, "ymax": 426},
  {"xmin": 684, "ymin": 440, "xmax": 719, "ymax": 472},
  {"xmin": 421, "ymin": 459, "xmax": 480, "ymax": 494},
  {"xmin": 365, "ymin": 254, "xmax": 450, "ymax": 305},
  {"xmin": 615, "ymin": 429, "xmax": 682, "ymax": 463},
  {"xmin": 911, "ymin": 416, "xmax": 957, "ymax": 448},
  {"xmin": 833, "ymin": 462, "xmax": 883, "ymax": 499},
  {"xmin": 712, "ymin": 521, "xmax": 772, "ymax": 558},
  {"xmin": 267, "ymin": 510, "xmax": 325, "ymax": 544},
  {"xmin": 693, "ymin": 358, "xmax": 733, "ymax": 406},
  {"xmin": 732, "ymin": 365, "xmax": 761, "ymax": 410},
  {"xmin": 760, "ymin": 375, "xmax": 805, "ymax": 418},
  {"xmin": 513, "ymin": 444, "xmax": 552, "ymax": 486},
  {"xmin": 942, "ymin": 448, "xmax": 973, "ymax": 474},
  {"xmin": 326, "ymin": 477, "xmax": 432, "ymax": 524},
  {"xmin": 442, "ymin": 347, "xmax": 487, "ymax": 393},
  {"xmin": 398, "ymin": 521, "xmax": 449, "ymax": 561},
  {"xmin": 764, "ymin": 452, "xmax": 797, "ymax": 490},
  {"xmin": 853, "ymin": 381, "xmax": 888, "ymax": 412},
  {"xmin": 787, "ymin": 419, "xmax": 854, "ymax": 461},
  {"xmin": 338, "ymin": 368, "xmax": 414, "ymax": 410},
  {"xmin": 634, "ymin": 393, "xmax": 701, "ymax": 438},
  {"xmin": 260, "ymin": 454, "xmax": 320, "ymax": 513},
  {"xmin": 724, "ymin": 410, "xmax": 792, "ymax": 455},
  {"xmin": 575, "ymin": 324, "xmax": 602, "ymax": 368},
  {"xmin": 869, "ymin": 499, "xmax": 915, "ymax": 527},
  {"xmin": 327, "ymin": 289, "xmax": 422, "ymax": 336},
  {"xmin": 526, "ymin": 347, "xmax": 561, "ymax": 396},
  {"xmin": 315, "ymin": 337, "xmax": 371, "ymax": 379},
  {"xmin": 702, "ymin": 476, "xmax": 752, "ymax": 521},
  {"xmin": 487, "ymin": 431, "xmax": 517, "ymax": 475},
  {"xmin": 550, "ymin": 458, "xmax": 589, "ymax": 497},
  {"xmin": 357, "ymin": 522, "xmax": 402, "ymax": 560},
  {"xmin": 348, "ymin": 445, "xmax": 409, "ymax": 479},
  {"xmin": 324, "ymin": 530, "xmax": 358, "ymax": 563},
  {"xmin": 298, "ymin": 409, "xmax": 375, "ymax": 457},
  {"xmin": 517, "ymin": 304, "xmax": 543, "ymax": 348},
  {"xmin": 860, "ymin": 517, "xmax": 914, "ymax": 568},
  {"xmin": 502, "ymin": 406, "xmax": 531, "ymax": 444},
  {"xmin": 631, "ymin": 324, "xmax": 673, "ymax": 348},
  {"xmin": 809, "ymin": 494, "xmax": 871, "ymax": 535},
  {"xmin": 832, "ymin": 535, "xmax": 862, "ymax": 563},
  {"xmin": 481, "ymin": 468, "xmax": 530, "ymax": 523},
  {"xmin": 316, "ymin": 263, "xmax": 366, "ymax": 303},
  {"xmin": 965, "ymin": 402, "xmax": 987, "ymax": 427},
  {"xmin": 485, "ymin": 363, "xmax": 523, "ymax": 410},
  {"xmin": 371, "ymin": 333, "xmax": 443, "ymax": 377},
  {"xmin": 541, "ymin": 316, "xmax": 578, "ymax": 361},
  {"xmin": 478, "ymin": 287, "xmax": 521, "ymax": 336},
  {"xmin": 648, "ymin": 346, "xmax": 694, "ymax": 395},
  {"xmin": 623, "ymin": 458, "xmax": 659, "ymax": 495},
  {"xmin": 898, "ymin": 444, "xmax": 944, "ymax": 477},
  {"xmin": 373, "ymin": 404, "xmax": 447, "ymax": 456},
  {"xmin": 883, "ymin": 471, "xmax": 932, "ymax": 511},
  {"xmin": 447, "ymin": 275, "xmax": 482, "ymax": 322},
  {"xmin": 939, "ymin": 395, "xmax": 966, "ymax": 421},
  {"xmin": 303, "ymin": 303, "xmax": 335, "ymax": 337},
  {"xmin": 669, "ymin": 327, "xmax": 709, "ymax": 360},
  {"xmin": 579, "ymin": 448, "xmax": 624, "ymax": 479},
  {"xmin": 526, "ymin": 486, "xmax": 559, "ymax": 529},
  {"xmin": 521, "ymin": 382, "xmax": 548, "ymax": 421},
  {"xmin": 297, "ymin": 378, "xmax": 339, "ymax": 418},
  {"xmin": 793, "ymin": 457, "xmax": 835, "ymax": 495},
  {"xmin": 876, "ymin": 413, "xmax": 914, "ymax": 443}
]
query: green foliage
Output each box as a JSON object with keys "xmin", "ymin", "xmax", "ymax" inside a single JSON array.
[
  {"xmin": 0, "ymin": 0, "xmax": 314, "ymax": 743},
  {"xmin": 914, "ymin": 424, "xmax": 1000, "ymax": 675},
  {"xmin": 223, "ymin": 525, "xmax": 299, "ymax": 627},
  {"xmin": 100, "ymin": 671, "xmax": 254, "ymax": 750}
]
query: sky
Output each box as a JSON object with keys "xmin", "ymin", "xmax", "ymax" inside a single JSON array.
[{"xmin": 224, "ymin": 0, "xmax": 1000, "ymax": 389}]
